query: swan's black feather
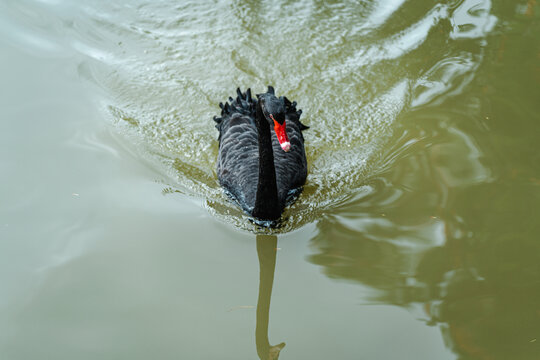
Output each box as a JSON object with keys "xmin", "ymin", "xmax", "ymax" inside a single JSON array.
[{"xmin": 214, "ymin": 87, "xmax": 308, "ymax": 216}]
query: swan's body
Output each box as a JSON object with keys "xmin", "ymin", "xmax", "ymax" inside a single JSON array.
[{"xmin": 214, "ymin": 87, "xmax": 308, "ymax": 221}]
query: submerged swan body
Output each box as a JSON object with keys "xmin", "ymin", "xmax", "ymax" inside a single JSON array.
[{"xmin": 214, "ymin": 86, "xmax": 308, "ymax": 222}]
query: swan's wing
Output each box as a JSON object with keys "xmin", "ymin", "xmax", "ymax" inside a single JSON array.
[
  {"xmin": 215, "ymin": 89, "xmax": 259, "ymax": 212},
  {"xmin": 272, "ymin": 116, "xmax": 308, "ymax": 207},
  {"xmin": 271, "ymin": 95, "xmax": 308, "ymax": 207}
]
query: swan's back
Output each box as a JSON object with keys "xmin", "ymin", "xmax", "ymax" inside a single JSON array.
[{"xmin": 214, "ymin": 88, "xmax": 308, "ymax": 215}]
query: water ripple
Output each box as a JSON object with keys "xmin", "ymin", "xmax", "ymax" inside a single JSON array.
[{"xmin": 2, "ymin": 0, "xmax": 499, "ymax": 232}]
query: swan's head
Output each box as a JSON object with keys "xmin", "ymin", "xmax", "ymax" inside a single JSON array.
[{"xmin": 258, "ymin": 91, "xmax": 290, "ymax": 152}]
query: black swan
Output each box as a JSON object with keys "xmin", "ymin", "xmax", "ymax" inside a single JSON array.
[{"xmin": 213, "ymin": 86, "xmax": 308, "ymax": 222}]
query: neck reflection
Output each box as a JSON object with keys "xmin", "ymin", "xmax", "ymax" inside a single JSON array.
[{"xmin": 256, "ymin": 234, "xmax": 285, "ymax": 360}]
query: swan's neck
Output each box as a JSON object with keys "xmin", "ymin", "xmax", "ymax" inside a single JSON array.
[{"xmin": 253, "ymin": 103, "xmax": 280, "ymax": 220}]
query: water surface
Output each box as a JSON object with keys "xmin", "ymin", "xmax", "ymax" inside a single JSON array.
[{"xmin": 1, "ymin": 0, "xmax": 540, "ymax": 359}]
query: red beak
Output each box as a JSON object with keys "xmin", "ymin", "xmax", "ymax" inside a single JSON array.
[{"xmin": 271, "ymin": 116, "xmax": 291, "ymax": 152}]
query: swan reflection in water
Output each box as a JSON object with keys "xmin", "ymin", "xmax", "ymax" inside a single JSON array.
[{"xmin": 255, "ymin": 235, "xmax": 285, "ymax": 359}]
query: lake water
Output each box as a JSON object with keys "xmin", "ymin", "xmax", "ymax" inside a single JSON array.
[{"xmin": 1, "ymin": 0, "xmax": 540, "ymax": 359}]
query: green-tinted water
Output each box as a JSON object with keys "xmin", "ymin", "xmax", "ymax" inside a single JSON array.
[{"xmin": 1, "ymin": 0, "xmax": 539, "ymax": 359}]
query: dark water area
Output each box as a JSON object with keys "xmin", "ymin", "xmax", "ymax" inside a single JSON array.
[{"xmin": 1, "ymin": 0, "xmax": 540, "ymax": 359}]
